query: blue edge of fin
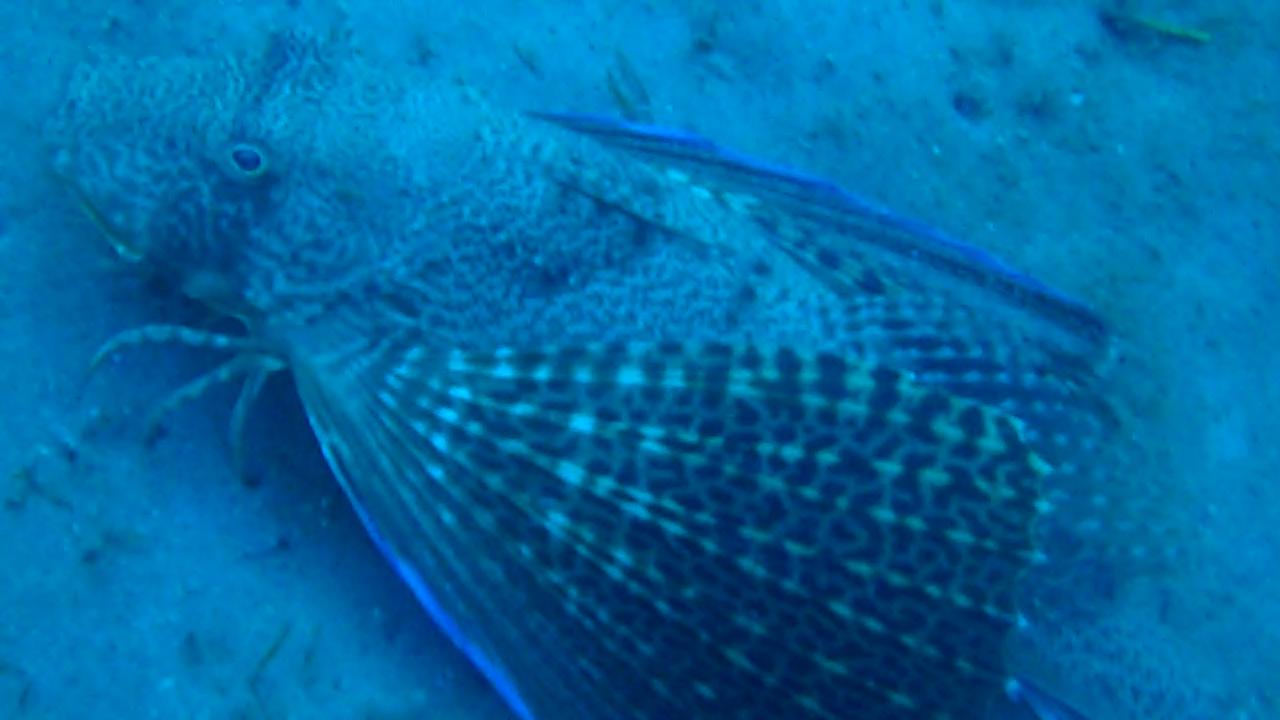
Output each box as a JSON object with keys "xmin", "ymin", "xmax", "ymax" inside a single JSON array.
[
  {"xmin": 528, "ymin": 110, "xmax": 1108, "ymax": 347},
  {"xmin": 352, "ymin": 500, "xmax": 538, "ymax": 720}
]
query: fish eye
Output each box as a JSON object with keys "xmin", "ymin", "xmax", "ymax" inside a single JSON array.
[{"xmin": 227, "ymin": 142, "xmax": 268, "ymax": 180}]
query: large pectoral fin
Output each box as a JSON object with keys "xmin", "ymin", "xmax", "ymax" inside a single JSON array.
[{"xmin": 293, "ymin": 336, "xmax": 1051, "ymax": 720}]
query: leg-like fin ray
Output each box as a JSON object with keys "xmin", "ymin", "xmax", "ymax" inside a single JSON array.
[{"xmin": 229, "ymin": 366, "xmax": 283, "ymax": 478}]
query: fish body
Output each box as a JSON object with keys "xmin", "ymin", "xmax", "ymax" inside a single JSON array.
[{"xmin": 50, "ymin": 28, "xmax": 1112, "ymax": 720}]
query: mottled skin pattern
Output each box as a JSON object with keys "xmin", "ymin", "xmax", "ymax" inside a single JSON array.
[{"xmin": 49, "ymin": 29, "xmax": 1113, "ymax": 720}]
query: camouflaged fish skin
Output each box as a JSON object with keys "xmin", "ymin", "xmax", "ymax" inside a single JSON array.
[
  {"xmin": 51, "ymin": 31, "xmax": 804, "ymax": 357},
  {"xmin": 50, "ymin": 29, "xmax": 1113, "ymax": 720}
]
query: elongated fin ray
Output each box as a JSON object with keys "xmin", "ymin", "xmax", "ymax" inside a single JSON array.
[
  {"xmin": 530, "ymin": 111, "xmax": 1109, "ymax": 362},
  {"xmin": 294, "ymin": 338, "xmax": 1052, "ymax": 720}
]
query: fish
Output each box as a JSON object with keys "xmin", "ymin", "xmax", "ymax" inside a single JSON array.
[{"xmin": 48, "ymin": 26, "xmax": 1116, "ymax": 720}]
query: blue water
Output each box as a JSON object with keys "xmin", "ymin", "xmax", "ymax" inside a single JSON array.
[{"xmin": 1, "ymin": 2, "xmax": 1276, "ymax": 718}]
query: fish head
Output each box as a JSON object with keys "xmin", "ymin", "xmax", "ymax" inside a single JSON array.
[
  {"xmin": 46, "ymin": 30, "xmax": 398, "ymax": 326},
  {"xmin": 48, "ymin": 52, "xmax": 269, "ymax": 318}
]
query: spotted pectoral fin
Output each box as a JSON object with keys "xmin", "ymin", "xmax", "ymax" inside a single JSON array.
[
  {"xmin": 292, "ymin": 337, "xmax": 1051, "ymax": 720},
  {"xmin": 531, "ymin": 111, "xmax": 1110, "ymax": 363}
]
